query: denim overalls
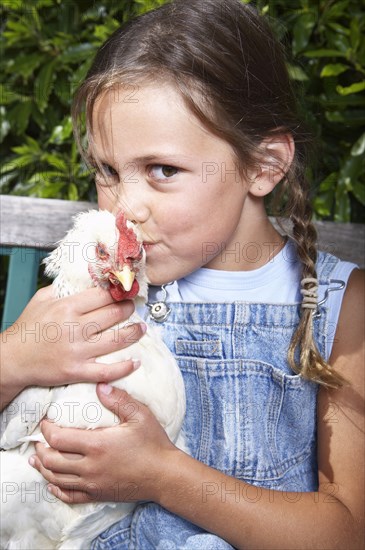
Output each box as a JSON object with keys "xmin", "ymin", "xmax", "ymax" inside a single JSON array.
[{"xmin": 91, "ymin": 252, "xmax": 340, "ymax": 549}]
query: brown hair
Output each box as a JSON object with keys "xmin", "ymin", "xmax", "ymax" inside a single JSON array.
[{"xmin": 72, "ymin": 0, "xmax": 345, "ymax": 388}]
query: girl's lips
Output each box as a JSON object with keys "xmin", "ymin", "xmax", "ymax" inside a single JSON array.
[{"xmin": 143, "ymin": 242, "xmax": 156, "ymax": 251}]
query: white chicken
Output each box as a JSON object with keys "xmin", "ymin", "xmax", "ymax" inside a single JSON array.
[{"xmin": 0, "ymin": 209, "xmax": 186, "ymax": 549}]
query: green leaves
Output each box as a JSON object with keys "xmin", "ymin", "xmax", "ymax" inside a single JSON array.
[
  {"xmin": 34, "ymin": 59, "xmax": 57, "ymax": 112},
  {"xmin": 7, "ymin": 101, "xmax": 33, "ymax": 135},
  {"xmin": 134, "ymin": 0, "xmax": 168, "ymax": 15},
  {"xmin": 351, "ymin": 133, "xmax": 365, "ymax": 157},
  {"xmin": 292, "ymin": 12, "xmax": 317, "ymax": 56},
  {"xmin": 0, "ymin": 0, "xmax": 105, "ymax": 200},
  {"xmin": 252, "ymin": 0, "xmax": 365, "ymax": 222},
  {"xmin": 1, "ymin": 0, "xmax": 151, "ymax": 202},
  {"xmin": 320, "ymin": 63, "xmax": 349, "ymax": 77},
  {"xmin": 1, "ymin": 0, "xmax": 364, "ymax": 221},
  {"xmin": 336, "ymin": 81, "xmax": 365, "ymax": 95},
  {"xmin": 335, "ymin": 155, "xmax": 364, "ymax": 221}
]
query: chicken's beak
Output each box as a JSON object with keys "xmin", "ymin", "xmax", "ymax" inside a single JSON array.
[{"xmin": 111, "ymin": 266, "xmax": 135, "ymax": 292}]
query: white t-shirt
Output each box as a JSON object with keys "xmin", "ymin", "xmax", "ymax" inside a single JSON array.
[{"xmin": 146, "ymin": 241, "xmax": 358, "ymax": 358}]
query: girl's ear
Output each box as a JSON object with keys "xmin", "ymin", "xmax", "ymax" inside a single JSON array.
[{"xmin": 248, "ymin": 133, "xmax": 295, "ymax": 197}]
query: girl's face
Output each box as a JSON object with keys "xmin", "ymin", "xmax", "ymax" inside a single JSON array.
[{"xmin": 91, "ymin": 83, "xmax": 255, "ymax": 285}]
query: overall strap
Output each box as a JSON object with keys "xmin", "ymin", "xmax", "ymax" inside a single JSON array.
[
  {"xmin": 313, "ymin": 251, "xmax": 346, "ymax": 360},
  {"xmin": 315, "ymin": 251, "xmax": 345, "ymax": 319},
  {"xmin": 316, "ymin": 250, "xmax": 341, "ymax": 284}
]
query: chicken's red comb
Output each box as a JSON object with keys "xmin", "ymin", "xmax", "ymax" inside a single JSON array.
[{"xmin": 116, "ymin": 212, "xmax": 141, "ymax": 261}]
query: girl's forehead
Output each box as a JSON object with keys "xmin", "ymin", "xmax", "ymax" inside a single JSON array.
[
  {"xmin": 90, "ymin": 83, "xmax": 235, "ymax": 163},
  {"xmin": 93, "ymin": 82, "xmax": 184, "ymax": 117}
]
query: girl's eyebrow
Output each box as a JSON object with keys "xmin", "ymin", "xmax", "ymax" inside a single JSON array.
[
  {"xmin": 90, "ymin": 153, "xmax": 195, "ymax": 167},
  {"xmin": 133, "ymin": 154, "xmax": 195, "ymax": 165}
]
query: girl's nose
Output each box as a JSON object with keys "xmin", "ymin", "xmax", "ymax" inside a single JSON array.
[
  {"xmin": 117, "ymin": 197, "xmax": 150, "ymax": 224},
  {"xmin": 116, "ymin": 178, "xmax": 151, "ymax": 224}
]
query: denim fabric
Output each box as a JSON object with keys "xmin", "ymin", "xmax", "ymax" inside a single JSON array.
[
  {"xmin": 91, "ymin": 251, "xmax": 339, "ymax": 549},
  {"xmin": 91, "ymin": 505, "xmax": 233, "ymax": 550}
]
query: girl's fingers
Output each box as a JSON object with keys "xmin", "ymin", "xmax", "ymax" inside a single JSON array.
[
  {"xmin": 72, "ymin": 287, "xmax": 134, "ymax": 317},
  {"xmin": 32, "ymin": 444, "xmax": 83, "ymax": 475},
  {"xmin": 34, "ymin": 286, "xmax": 112, "ymax": 311},
  {"xmin": 87, "ymin": 323, "xmax": 147, "ymax": 359},
  {"xmin": 96, "ymin": 385, "xmax": 145, "ymax": 424},
  {"xmin": 82, "ymin": 300, "xmax": 135, "ymax": 333},
  {"xmin": 72, "ymin": 359, "xmax": 136, "ymax": 384},
  {"xmin": 71, "ymin": 287, "xmax": 116, "ymax": 313},
  {"xmin": 47, "ymin": 485, "xmax": 93, "ymax": 504},
  {"xmin": 30, "ymin": 454, "xmax": 80, "ymax": 488},
  {"xmin": 40, "ymin": 421, "xmax": 90, "ymax": 454},
  {"xmin": 75, "ymin": 359, "xmax": 139, "ymax": 384}
]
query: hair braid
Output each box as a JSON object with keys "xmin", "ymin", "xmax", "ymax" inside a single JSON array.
[{"xmin": 286, "ymin": 174, "xmax": 346, "ymax": 389}]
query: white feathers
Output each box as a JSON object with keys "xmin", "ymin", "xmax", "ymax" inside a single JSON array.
[{"xmin": 0, "ymin": 209, "xmax": 186, "ymax": 549}]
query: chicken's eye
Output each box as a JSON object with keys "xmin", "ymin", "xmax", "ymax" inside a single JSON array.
[{"xmin": 96, "ymin": 243, "xmax": 109, "ymax": 260}]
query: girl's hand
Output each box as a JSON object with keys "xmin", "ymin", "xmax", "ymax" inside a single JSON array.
[
  {"xmin": 1, "ymin": 285, "xmax": 146, "ymax": 405},
  {"xmin": 30, "ymin": 384, "xmax": 176, "ymax": 504}
]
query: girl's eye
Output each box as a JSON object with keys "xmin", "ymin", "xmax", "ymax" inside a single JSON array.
[
  {"xmin": 93, "ymin": 162, "xmax": 119, "ymax": 187},
  {"xmin": 149, "ymin": 165, "xmax": 179, "ymax": 181},
  {"xmin": 102, "ymin": 163, "xmax": 118, "ymax": 178}
]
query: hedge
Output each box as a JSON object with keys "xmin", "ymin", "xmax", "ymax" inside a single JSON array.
[{"xmin": 1, "ymin": 0, "xmax": 364, "ymax": 221}]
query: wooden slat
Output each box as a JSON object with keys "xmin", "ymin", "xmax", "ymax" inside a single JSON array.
[
  {"xmin": 1, "ymin": 195, "xmax": 364, "ymax": 266},
  {"xmin": 270, "ymin": 217, "xmax": 365, "ymax": 268},
  {"xmin": 0, "ymin": 195, "xmax": 97, "ymax": 249},
  {"xmin": 313, "ymin": 220, "xmax": 364, "ymax": 267}
]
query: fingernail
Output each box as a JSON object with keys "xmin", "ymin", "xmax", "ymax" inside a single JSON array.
[
  {"xmin": 140, "ymin": 323, "xmax": 147, "ymax": 334},
  {"xmin": 29, "ymin": 455, "xmax": 35, "ymax": 467},
  {"xmin": 99, "ymin": 383, "xmax": 113, "ymax": 395},
  {"xmin": 132, "ymin": 360, "xmax": 141, "ymax": 370}
]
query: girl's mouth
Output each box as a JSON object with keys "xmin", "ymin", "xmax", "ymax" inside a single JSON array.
[{"xmin": 143, "ymin": 242, "xmax": 156, "ymax": 251}]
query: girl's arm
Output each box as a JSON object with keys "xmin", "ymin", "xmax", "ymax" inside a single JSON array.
[
  {"xmin": 0, "ymin": 285, "xmax": 146, "ymax": 410},
  {"xmin": 31, "ymin": 269, "xmax": 364, "ymax": 549}
]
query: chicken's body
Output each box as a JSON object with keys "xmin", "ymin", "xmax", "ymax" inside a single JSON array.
[{"xmin": 0, "ymin": 210, "xmax": 186, "ymax": 549}]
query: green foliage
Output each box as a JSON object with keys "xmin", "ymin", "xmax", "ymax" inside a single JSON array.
[
  {"xmin": 253, "ymin": 0, "xmax": 365, "ymax": 222},
  {"xmin": 0, "ymin": 0, "xmax": 163, "ymax": 201},
  {"xmin": 1, "ymin": 0, "xmax": 364, "ymax": 221}
]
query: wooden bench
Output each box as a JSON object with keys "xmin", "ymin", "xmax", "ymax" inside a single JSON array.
[{"xmin": 1, "ymin": 194, "xmax": 364, "ymax": 331}]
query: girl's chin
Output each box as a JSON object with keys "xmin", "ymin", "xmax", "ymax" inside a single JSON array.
[
  {"xmin": 146, "ymin": 274, "xmax": 173, "ymax": 287},
  {"xmin": 145, "ymin": 248, "xmax": 199, "ymax": 286},
  {"xmin": 145, "ymin": 264, "xmax": 175, "ymax": 287}
]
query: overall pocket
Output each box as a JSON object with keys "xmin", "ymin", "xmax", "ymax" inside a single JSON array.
[{"xmin": 176, "ymin": 342, "xmax": 318, "ymax": 489}]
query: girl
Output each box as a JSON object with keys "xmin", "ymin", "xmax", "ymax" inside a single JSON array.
[{"xmin": 3, "ymin": 0, "xmax": 364, "ymax": 548}]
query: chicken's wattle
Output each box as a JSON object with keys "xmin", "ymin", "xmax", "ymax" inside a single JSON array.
[{"xmin": 109, "ymin": 278, "xmax": 140, "ymax": 301}]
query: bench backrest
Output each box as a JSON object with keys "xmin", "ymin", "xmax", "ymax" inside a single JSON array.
[{"xmin": 1, "ymin": 194, "xmax": 364, "ymax": 330}]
